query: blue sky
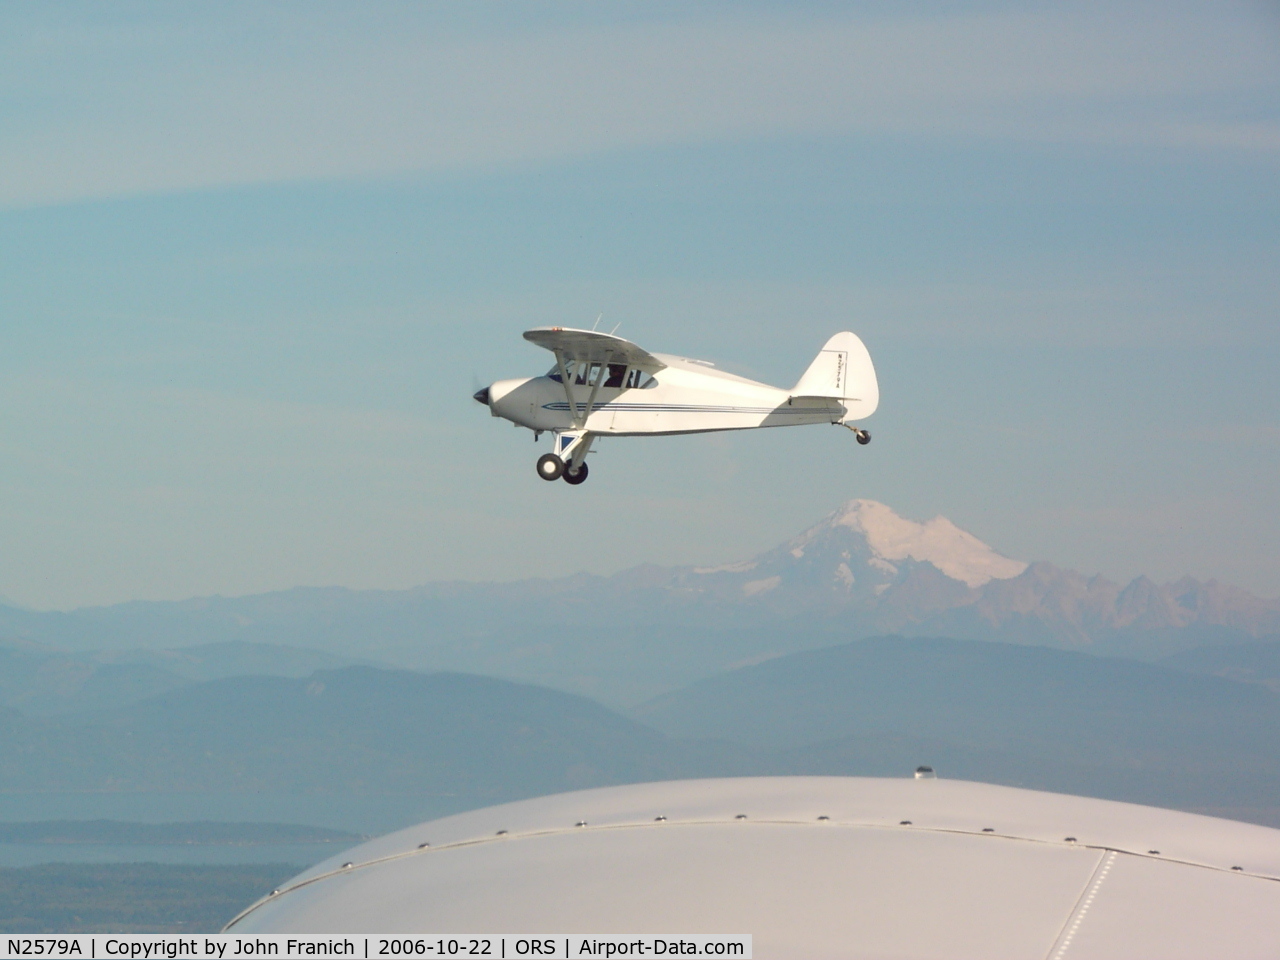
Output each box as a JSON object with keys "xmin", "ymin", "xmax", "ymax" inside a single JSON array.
[{"xmin": 1, "ymin": 1, "xmax": 1278, "ymax": 608}]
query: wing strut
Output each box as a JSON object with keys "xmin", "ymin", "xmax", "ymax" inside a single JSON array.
[
  {"xmin": 578, "ymin": 353, "xmax": 612, "ymax": 428},
  {"xmin": 554, "ymin": 350, "xmax": 579, "ymax": 424}
]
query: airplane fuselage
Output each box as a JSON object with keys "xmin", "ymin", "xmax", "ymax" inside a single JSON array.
[{"xmin": 486, "ymin": 354, "xmax": 845, "ymax": 437}]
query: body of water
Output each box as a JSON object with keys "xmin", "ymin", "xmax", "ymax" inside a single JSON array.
[
  {"xmin": 0, "ymin": 841, "xmax": 345, "ymax": 868},
  {"xmin": 0, "ymin": 792, "xmax": 489, "ymax": 835},
  {"xmin": 0, "ymin": 792, "xmax": 499, "ymax": 867}
]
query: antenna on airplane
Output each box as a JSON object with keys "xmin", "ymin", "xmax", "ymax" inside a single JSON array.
[
  {"xmin": 591, "ymin": 313, "xmax": 603, "ymax": 331},
  {"xmin": 610, "ymin": 321, "xmax": 622, "ymax": 335}
]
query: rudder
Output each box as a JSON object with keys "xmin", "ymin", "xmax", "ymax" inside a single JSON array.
[{"xmin": 791, "ymin": 331, "xmax": 879, "ymax": 420}]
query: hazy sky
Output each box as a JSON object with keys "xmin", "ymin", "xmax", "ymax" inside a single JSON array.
[{"xmin": 2, "ymin": 1, "xmax": 1278, "ymax": 609}]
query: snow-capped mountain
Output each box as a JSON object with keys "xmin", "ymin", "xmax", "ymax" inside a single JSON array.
[
  {"xmin": 686, "ymin": 499, "xmax": 1026, "ymax": 601},
  {"xmin": 654, "ymin": 499, "xmax": 1279, "ymax": 655}
]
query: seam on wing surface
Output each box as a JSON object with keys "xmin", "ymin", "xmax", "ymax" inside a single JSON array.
[
  {"xmin": 223, "ymin": 818, "xmax": 1275, "ymax": 932},
  {"xmin": 1046, "ymin": 850, "xmax": 1115, "ymax": 960}
]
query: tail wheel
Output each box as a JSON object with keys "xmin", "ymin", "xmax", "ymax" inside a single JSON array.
[
  {"xmin": 563, "ymin": 461, "xmax": 589, "ymax": 485},
  {"xmin": 536, "ymin": 453, "xmax": 564, "ymax": 481},
  {"xmin": 856, "ymin": 430, "xmax": 871, "ymax": 445}
]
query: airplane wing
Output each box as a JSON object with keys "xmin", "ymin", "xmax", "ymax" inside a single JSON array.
[{"xmin": 523, "ymin": 327, "xmax": 667, "ymax": 370}]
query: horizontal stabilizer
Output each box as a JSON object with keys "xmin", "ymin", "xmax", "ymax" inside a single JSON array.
[{"xmin": 792, "ymin": 331, "xmax": 879, "ymax": 420}]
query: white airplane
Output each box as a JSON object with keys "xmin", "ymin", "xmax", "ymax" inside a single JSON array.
[{"xmin": 473, "ymin": 327, "xmax": 879, "ymax": 483}]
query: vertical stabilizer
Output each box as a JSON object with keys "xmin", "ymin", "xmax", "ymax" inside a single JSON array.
[{"xmin": 792, "ymin": 332, "xmax": 879, "ymax": 420}]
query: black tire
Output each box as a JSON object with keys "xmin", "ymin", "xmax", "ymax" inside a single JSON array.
[
  {"xmin": 856, "ymin": 430, "xmax": 872, "ymax": 445},
  {"xmin": 563, "ymin": 461, "xmax": 589, "ymax": 485},
  {"xmin": 536, "ymin": 453, "xmax": 565, "ymax": 481}
]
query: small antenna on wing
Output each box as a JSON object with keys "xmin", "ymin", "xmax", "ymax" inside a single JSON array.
[{"xmin": 592, "ymin": 313, "xmax": 603, "ymax": 331}]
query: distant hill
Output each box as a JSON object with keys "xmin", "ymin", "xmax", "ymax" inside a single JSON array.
[
  {"xmin": 1, "ymin": 501, "xmax": 1275, "ymax": 705},
  {"xmin": 2, "ymin": 650, "xmax": 1279, "ymax": 817},
  {"xmin": 1161, "ymin": 636, "xmax": 1280, "ymax": 693},
  {"xmin": 100, "ymin": 640, "xmax": 371, "ymax": 683},
  {"xmin": 0, "ymin": 639, "xmax": 368, "ymax": 715},
  {"xmin": 0, "ymin": 639, "xmax": 188, "ymax": 715},
  {"xmin": 0, "ymin": 666, "xmax": 717, "ymax": 799},
  {"xmin": 633, "ymin": 635, "xmax": 1280, "ymax": 810}
]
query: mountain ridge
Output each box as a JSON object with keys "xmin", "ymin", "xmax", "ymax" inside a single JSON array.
[
  {"xmin": 2, "ymin": 650, "xmax": 1278, "ymax": 818},
  {"xmin": 1, "ymin": 500, "xmax": 1275, "ymax": 704},
  {"xmin": 632, "ymin": 634, "xmax": 1280, "ymax": 810}
]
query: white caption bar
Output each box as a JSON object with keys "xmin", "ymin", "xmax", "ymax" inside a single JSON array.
[{"xmin": 2, "ymin": 935, "xmax": 750, "ymax": 960}]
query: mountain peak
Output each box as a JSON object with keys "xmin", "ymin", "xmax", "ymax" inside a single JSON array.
[{"xmin": 817, "ymin": 499, "xmax": 1028, "ymax": 589}]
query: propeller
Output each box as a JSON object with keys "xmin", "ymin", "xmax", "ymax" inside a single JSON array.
[{"xmin": 471, "ymin": 373, "xmax": 490, "ymax": 407}]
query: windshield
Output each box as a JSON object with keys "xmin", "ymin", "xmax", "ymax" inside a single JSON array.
[
  {"xmin": 547, "ymin": 362, "xmax": 654, "ymax": 388},
  {"xmin": 546, "ymin": 360, "xmax": 575, "ymax": 383}
]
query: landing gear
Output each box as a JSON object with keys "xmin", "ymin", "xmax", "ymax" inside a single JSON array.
[
  {"xmin": 536, "ymin": 453, "xmax": 565, "ymax": 481},
  {"xmin": 542, "ymin": 431, "xmax": 595, "ymax": 487},
  {"xmin": 840, "ymin": 422, "xmax": 872, "ymax": 445}
]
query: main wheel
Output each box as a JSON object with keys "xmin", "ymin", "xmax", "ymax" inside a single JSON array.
[
  {"xmin": 536, "ymin": 453, "xmax": 564, "ymax": 481},
  {"xmin": 563, "ymin": 461, "xmax": 589, "ymax": 485},
  {"xmin": 856, "ymin": 429, "xmax": 872, "ymax": 445}
]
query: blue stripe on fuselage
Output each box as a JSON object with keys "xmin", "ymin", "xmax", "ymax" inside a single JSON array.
[{"xmin": 540, "ymin": 402, "xmax": 821, "ymax": 414}]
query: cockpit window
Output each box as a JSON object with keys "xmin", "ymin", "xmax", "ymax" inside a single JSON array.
[
  {"xmin": 604, "ymin": 363, "xmax": 627, "ymax": 388},
  {"xmin": 550, "ymin": 361, "xmax": 653, "ymax": 388},
  {"xmin": 546, "ymin": 360, "xmax": 575, "ymax": 383},
  {"xmin": 575, "ymin": 362, "xmax": 604, "ymax": 386}
]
